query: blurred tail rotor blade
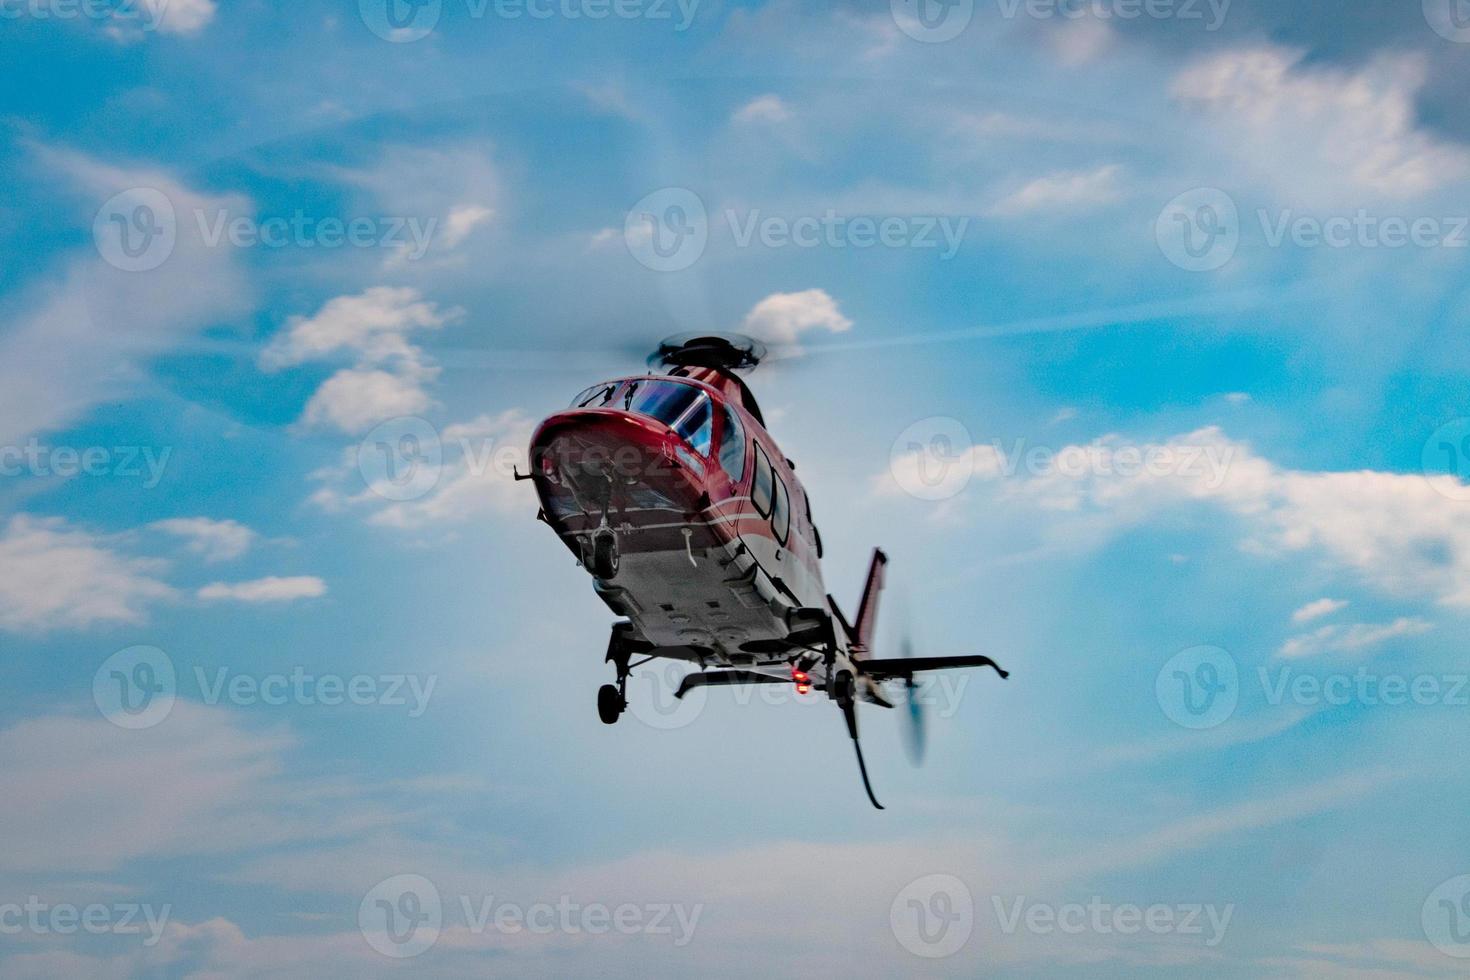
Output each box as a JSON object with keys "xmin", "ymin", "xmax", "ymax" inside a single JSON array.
[{"xmin": 902, "ymin": 674, "xmax": 928, "ymax": 767}]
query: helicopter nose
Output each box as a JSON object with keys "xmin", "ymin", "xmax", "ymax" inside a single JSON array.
[{"xmin": 529, "ymin": 409, "xmax": 703, "ymax": 504}]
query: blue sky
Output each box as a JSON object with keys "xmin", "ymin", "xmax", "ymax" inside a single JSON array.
[{"xmin": 3, "ymin": 0, "xmax": 1470, "ymax": 976}]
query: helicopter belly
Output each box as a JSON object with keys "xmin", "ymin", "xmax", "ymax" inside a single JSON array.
[{"xmin": 592, "ymin": 537, "xmax": 801, "ymax": 664}]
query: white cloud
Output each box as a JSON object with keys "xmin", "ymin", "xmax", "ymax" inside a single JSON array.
[
  {"xmin": 1044, "ymin": 16, "xmax": 1114, "ymax": 67},
  {"xmin": 0, "ymin": 704, "xmax": 294, "ymax": 873},
  {"xmin": 1291, "ymin": 597, "xmax": 1347, "ymax": 624},
  {"xmin": 261, "ymin": 287, "xmax": 459, "ymax": 435},
  {"xmin": 587, "ymin": 226, "xmax": 623, "ymax": 249},
  {"xmin": 100, "ymin": 0, "xmax": 216, "ymax": 40},
  {"xmin": 1265, "ymin": 939, "xmax": 1466, "ymax": 979},
  {"xmin": 740, "ymin": 289, "xmax": 852, "ymax": 346},
  {"xmin": 732, "ymin": 94, "xmax": 792, "ymax": 124},
  {"xmin": 0, "ymin": 147, "xmax": 249, "ymax": 446},
  {"xmin": 197, "ymin": 576, "xmax": 326, "ymax": 603},
  {"xmin": 331, "ymin": 143, "xmax": 503, "ymax": 269},
  {"xmin": 989, "ymin": 164, "xmax": 1124, "ymax": 216},
  {"xmin": 141, "ymin": 0, "xmax": 216, "ymax": 35},
  {"xmin": 310, "ymin": 410, "xmax": 535, "ymax": 528},
  {"xmin": 149, "ymin": 517, "xmax": 255, "ymax": 562},
  {"xmin": 441, "ymin": 204, "xmax": 495, "ymax": 249},
  {"xmin": 906, "ymin": 426, "xmax": 1470, "ymax": 608},
  {"xmin": 260, "ymin": 286, "xmax": 455, "ymax": 372},
  {"xmin": 301, "ymin": 366, "xmax": 436, "ymax": 434},
  {"xmin": 1172, "ymin": 47, "xmax": 1470, "ymax": 203},
  {"xmin": 0, "ymin": 516, "xmax": 174, "ymax": 632},
  {"xmin": 1223, "ymin": 392, "xmax": 1251, "ymax": 405},
  {"xmin": 1278, "ymin": 617, "xmax": 1432, "ymax": 660},
  {"xmin": 0, "ymin": 703, "xmax": 435, "ymax": 879}
]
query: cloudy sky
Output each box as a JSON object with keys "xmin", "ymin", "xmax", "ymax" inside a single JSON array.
[{"xmin": 3, "ymin": 0, "xmax": 1470, "ymax": 976}]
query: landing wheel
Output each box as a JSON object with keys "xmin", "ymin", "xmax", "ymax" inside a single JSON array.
[
  {"xmin": 597, "ymin": 683, "xmax": 625, "ymax": 724},
  {"xmin": 591, "ymin": 532, "xmax": 619, "ymax": 580}
]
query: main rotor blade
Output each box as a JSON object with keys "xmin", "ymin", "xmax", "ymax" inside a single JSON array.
[{"xmin": 843, "ymin": 697, "xmax": 884, "ymax": 811}]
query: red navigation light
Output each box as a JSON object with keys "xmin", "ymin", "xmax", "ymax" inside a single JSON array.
[{"xmin": 792, "ymin": 667, "xmax": 810, "ymax": 695}]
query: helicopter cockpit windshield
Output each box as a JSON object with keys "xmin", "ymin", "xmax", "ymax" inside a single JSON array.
[
  {"xmin": 567, "ymin": 379, "xmax": 714, "ymax": 456},
  {"xmin": 624, "ymin": 380, "xmax": 712, "ymax": 455}
]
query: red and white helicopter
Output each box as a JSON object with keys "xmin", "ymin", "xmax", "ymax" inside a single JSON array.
[{"xmin": 519, "ymin": 334, "xmax": 1008, "ymax": 808}]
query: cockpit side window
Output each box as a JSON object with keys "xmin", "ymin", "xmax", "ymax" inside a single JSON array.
[
  {"xmin": 674, "ymin": 395, "xmax": 713, "ymax": 456},
  {"xmin": 570, "ymin": 382, "xmax": 618, "ymax": 409},
  {"xmin": 718, "ymin": 405, "xmax": 746, "ymax": 482},
  {"xmin": 771, "ymin": 473, "xmax": 790, "ymax": 545},
  {"xmin": 752, "ymin": 444, "xmax": 774, "ymax": 517}
]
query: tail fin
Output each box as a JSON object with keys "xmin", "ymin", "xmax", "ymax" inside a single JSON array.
[{"xmin": 853, "ymin": 548, "xmax": 887, "ymax": 653}]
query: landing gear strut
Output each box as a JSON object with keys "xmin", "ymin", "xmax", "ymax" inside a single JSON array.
[{"xmin": 598, "ymin": 622, "xmax": 637, "ymax": 724}]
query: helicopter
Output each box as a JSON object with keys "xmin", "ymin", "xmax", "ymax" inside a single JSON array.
[{"xmin": 518, "ymin": 333, "xmax": 1008, "ymax": 809}]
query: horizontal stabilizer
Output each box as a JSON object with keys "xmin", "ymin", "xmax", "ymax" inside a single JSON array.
[
  {"xmin": 860, "ymin": 655, "xmax": 1009, "ymax": 680},
  {"xmin": 675, "ymin": 670, "xmax": 789, "ymax": 700}
]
